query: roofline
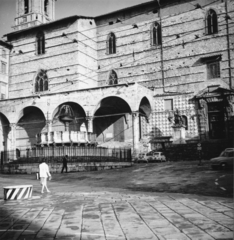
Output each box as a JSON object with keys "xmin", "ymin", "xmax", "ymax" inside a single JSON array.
[
  {"xmin": 0, "ymin": 40, "xmax": 13, "ymax": 49},
  {"xmin": 95, "ymin": 0, "xmax": 158, "ymax": 19},
  {"xmin": 4, "ymin": 15, "xmax": 94, "ymax": 38}
]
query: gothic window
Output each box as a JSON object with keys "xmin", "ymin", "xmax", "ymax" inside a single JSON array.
[
  {"xmin": 207, "ymin": 61, "xmax": 220, "ymax": 79},
  {"xmin": 206, "ymin": 9, "xmax": 218, "ymax": 35},
  {"xmin": 36, "ymin": 31, "xmax": 45, "ymax": 55},
  {"xmin": 35, "ymin": 70, "xmax": 48, "ymax": 92},
  {"xmin": 151, "ymin": 22, "xmax": 162, "ymax": 46},
  {"xmin": 24, "ymin": 0, "xmax": 29, "ymax": 14},
  {"xmin": 108, "ymin": 70, "xmax": 118, "ymax": 85},
  {"xmin": 44, "ymin": 0, "xmax": 49, "ymax": 15},
  {"xmin": 106, "ymin": 33, "xmax": 116, "ymax": 54}
]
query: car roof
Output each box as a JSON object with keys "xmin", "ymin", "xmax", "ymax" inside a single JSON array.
[{"xmin": 225, "ymin": 148, "xmax": 234, "ymax": 151}]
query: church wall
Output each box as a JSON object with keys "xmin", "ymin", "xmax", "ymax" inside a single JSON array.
[
  {"xmin": 8, "ymin": 17, "xmax": 99, "ymax": 98},
  {"xmin": 95, "ymin": 0, "xmax": 234, "ymax": 141},
  {"xmin": 77, "ymin": 19, "xmax": 98, "ymax": 89}
]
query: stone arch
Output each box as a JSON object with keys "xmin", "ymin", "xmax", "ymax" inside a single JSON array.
[
  {"xmin": 138, "ymin": 97, "xmax": 152, "ymax": 140},
  {"xmin": 0, "ymin": 113, "xmax": 10, "ymax": 155},
  {"xmin": 93, "ymin": 96, "xmax": 132, "ymax": 143},
  {"xmin": 139, "ymin": 97, "xmax": 152, "ymax": 119},
  {"xmin": 52, "ymin": 102, "xmax": 87, "ymax": 132},
  {"xmin": 17, "ymin": 106, "xmax": 46, "ymax": 148}
]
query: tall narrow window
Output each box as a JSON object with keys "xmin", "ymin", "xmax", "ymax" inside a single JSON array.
[
  {"xmin": 151, "ymin": 22, "xmax": 162, "ymax": 46},
  {"xmin": 44, "ymin": 0, "xmax": 49, "ymax": 15},
  {"xmin": 35, "ymin": 70, "xmax": 48, "ymax": 92},
  {"xmin": 108, "ymin": 70, "xmax": 118, "ymax": 85},
  {"xmin": 207, "ymin": 61, "xmax": 220, "ymax": 79},
  {"xmin": 106, "ymin": 33, "xmax": 116, "ymax": 54},
  {"xmin": 36, "ymin": 31, "xmax": 45, "ymax": 55},
  {"xmin": 2, "ymin": 49, "xmax": 6, "ymax": 58},
  {"xmin": 164, "ymin": 99, "xmax": 173, "ymax": 111},
  {"xmin": 206, "ymin": 9, "xmax": 218, "ymax": 35},
  {"xmin": 1, "ymin": 62, "xmax": 7, "ymax": 74},
  {"xmin": 24, "ymin": 0, "xmax": 29, "ymax": 14}
]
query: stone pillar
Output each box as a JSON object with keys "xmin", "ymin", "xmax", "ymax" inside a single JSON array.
[
  {"xmin": 132, "ymin": 112, "xmax": 140, "ymax": 153},
  {"xmin": 46, "ymin": 120, "xmax": 53, "ymax": 144},
  {"xmin": 86, "ymin": 116, "xmax": 93, "ymax": 133},
  {"xmin": 198, "ymin": 99, "xmax": 209, "ymax": 140},
  {"xmin": 10, "ymin": 123, "xmax": 17, "ymax": 160}
]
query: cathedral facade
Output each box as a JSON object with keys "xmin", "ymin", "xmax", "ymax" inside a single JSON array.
[{"xmin": 0, "ymin": 0, "xmax": 233, "ymax": 160}]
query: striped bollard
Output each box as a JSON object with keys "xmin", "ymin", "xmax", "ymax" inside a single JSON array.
[{"xmin": 4, "ymin": 185, "xmax": 33, "ymax": 201}]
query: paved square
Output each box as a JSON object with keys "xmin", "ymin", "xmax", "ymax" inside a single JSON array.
[{"xmin": 0, "ymin": 189, "xmax": 233, "ymax": 240}]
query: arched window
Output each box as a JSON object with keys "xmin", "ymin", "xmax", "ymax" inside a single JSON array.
[
  {"xmin": 106, "ymin": 33, "xmax": 116, "ymax": 54},
  {"xmin": 35, "ymin": 70, "xmax": 48, "ymax": 92},
  {"xmin": 206, "ymin": 9, "xmax": 218, "ymax": 35},
  {"xmin": 108, "ymin": 70, "xmax": 118, "ymax": 85},
  {"xmin": 44, "ymin": 0, "xmax": 49, "ymax": 15},
  {"xmin": 36, "ymin": 31, "xmax": 45, "ymax": 55},
  {"xmin": 24, "ymin": 0, "xmax": 29, "ymax": 14},
  {"xmin": 151, "ymin": 22, "xmax": 162, "ymax": 46}
]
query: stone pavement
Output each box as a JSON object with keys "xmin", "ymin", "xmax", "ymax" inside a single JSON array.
[{"xmin": 0, "ymin": 187, "xmax": 233, "ymax": 240}]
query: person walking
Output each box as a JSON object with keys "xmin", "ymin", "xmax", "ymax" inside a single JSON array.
[
  {"xmin": 39, "ymin": 158, "xmax": 52, "ymax": 193},
  {"xmin": 61, "ymin": 155, "xmax": 68, "ymax": 173}
]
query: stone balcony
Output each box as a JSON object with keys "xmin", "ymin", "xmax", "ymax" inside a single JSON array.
[{"xmin": 36, "ymin": 131, "xmax": 97, "ymax": 146}]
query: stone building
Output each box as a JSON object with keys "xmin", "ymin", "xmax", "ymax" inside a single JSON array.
[{"xmin": 0, "ymin": 0, "xmax": 233, "ymax": 160}]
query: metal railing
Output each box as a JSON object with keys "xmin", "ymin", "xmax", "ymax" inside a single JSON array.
[{"xmin": 1, "ymin": 146, "xmax": 132, "ymax": 164}]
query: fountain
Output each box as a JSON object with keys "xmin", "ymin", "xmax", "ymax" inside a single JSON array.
[{"xmin": 36, "ymin": 104, "xmax": 96, "ymax": 146}]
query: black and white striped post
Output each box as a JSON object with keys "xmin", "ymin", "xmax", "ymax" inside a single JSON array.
[{"xmin": 4, "ymin": 185, "xmax": 33, "ymax": 201}]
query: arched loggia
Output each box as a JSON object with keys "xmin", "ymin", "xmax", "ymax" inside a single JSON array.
[
  {"xmin": 0, "ymin": 113, "xmax": 10, "ymax": 163},
  {"xmin": 138, "ymin": 97, "xmax": 152, "ymax": 140},
  {"xmin": 52, "ymin": 102, "xmax": 86, "ymax": 132},
  {"xmin": 17, "ymin": 106, "xmax": 46, "ymax": 148},
  {"xmin": 93, "ymin": 97, "xmax": 131, "ymax": 144}
]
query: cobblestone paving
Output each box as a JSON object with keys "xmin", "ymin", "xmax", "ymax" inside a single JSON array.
[{"xmin": 0, "ymin": 191, "xmax": 233, "ymax": 240}]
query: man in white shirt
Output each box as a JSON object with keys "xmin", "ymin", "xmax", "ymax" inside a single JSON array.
[{"xmin": 39, "ymin": 159, "xmax": 52, "ymax": 193}]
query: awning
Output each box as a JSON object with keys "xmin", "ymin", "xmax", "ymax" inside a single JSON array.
[{"xmin": 193, "ymin": 54, "xmax": 222, "ymax": 66}]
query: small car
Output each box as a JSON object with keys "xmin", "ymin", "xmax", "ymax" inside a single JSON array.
[
  {"xmin": 151, "ymin": 152, "xmax": 166, "ymax": 162},
  {"xmin": 210, "ymin": 148, "xmax": 234, "ymax": 170}
]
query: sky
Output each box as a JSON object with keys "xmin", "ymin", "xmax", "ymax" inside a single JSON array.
[{"xmin": 0, "ymin": 0, "xmax": 148, "ymax": 38}]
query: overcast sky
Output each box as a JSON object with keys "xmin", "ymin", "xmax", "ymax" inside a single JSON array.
[{"xmin": 0, "ymin": 0, "xmax": 148, "ymax": 38}]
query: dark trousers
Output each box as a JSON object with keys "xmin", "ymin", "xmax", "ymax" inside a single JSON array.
[{"xmin": 61, "ymin": 165, "xmax": 67, "ymax": 173}]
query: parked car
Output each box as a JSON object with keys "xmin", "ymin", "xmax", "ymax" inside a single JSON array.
[
  {"xmin": 210, "ymin": 148, "xmax": 234, "ymax": 170},
  {"xmin": 135, "ymin": 151, "xmax": 166, "ymax": 163}
]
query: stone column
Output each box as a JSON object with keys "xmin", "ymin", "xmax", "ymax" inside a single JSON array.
[
  {"xmin": 10, "ymin": 123, "xmax": 17, "ymax": 160},
  {"xmin": 132, "ymin": 111, "xmax": 140, "ymax": 153},
  {"xmin": 198, "ymin": 99, "xmax": 209, "ymax": 140},
  {"xmin": 46, "ymin": 120, "xmax": 53, "ymax": 144},
  {"xmin": 86, "ymin": 116, "xmax": 93, "ymax": 133}
]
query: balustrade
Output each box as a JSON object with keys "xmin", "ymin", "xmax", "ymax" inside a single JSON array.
[{"xmin": 36, "ymin": 131, "xmax": 96, "ymax": 145}]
